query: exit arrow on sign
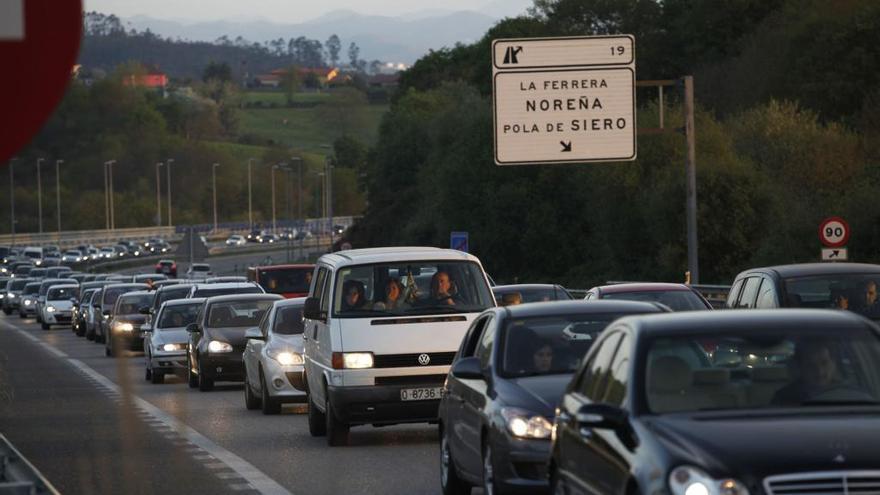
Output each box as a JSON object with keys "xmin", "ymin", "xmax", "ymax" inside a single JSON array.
[{"xmin": 560, "ymin": 141, "xmax": 572, "ymax": 152}]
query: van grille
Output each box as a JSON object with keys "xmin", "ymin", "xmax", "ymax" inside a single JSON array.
[
  {"xmin": 764, "ymin": 471, "xmax": 880, "ymax": 495},
  {"xmin": 375, "ymin": 375, "xmax": 447, "ymax": 386},
  {"xmin": 372, "ymin": 352, "xmax": 456, "ymax": 368}
]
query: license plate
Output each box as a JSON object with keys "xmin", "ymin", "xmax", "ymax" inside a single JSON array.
[{"xmin": 400, "ymin": 387, "xmax": 443, "ymax": 401}]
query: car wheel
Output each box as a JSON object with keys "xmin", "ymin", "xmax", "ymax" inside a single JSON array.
[
  {"xmin": 3, "ymin": 308, "xmax": 11, "ymax": 315},
  {"xmin": 307, "ymin": 392, "xmax": 327, "ymax": 437},
  {"xmin": 150, "ymin": 368, "xmax": 164, "ymax": 384},
  {"xmin": 440, "ymin": 426, "xmax": 470, "ymax": 495},
  {"xmin": 41, "ymin": 322, "xmax": 50, "ymax": 331},
  {"xmin": 244, "ymin": 373, "xmax": 261, "ymax": 410},
  {"xmin": 482, "ymin": 441, "xmax": 497, "ymax": 495},
  {"xmin": 325, "ymin": 394, "xmax": 349, "ymax": 446},
  {"xmin": 187, "ymin": 357, "xmax": 199, "ymax": 389},
  {"xmin": 198, "ymin": 361, "xmax": 214, "ymax": 391},
  {"xmin": 86, "ymin": 327, "xmax": 95, "ymax": 341},
  {"xmin": 260, "ymin": 370, "xmax": 282, "ymax": 415}
]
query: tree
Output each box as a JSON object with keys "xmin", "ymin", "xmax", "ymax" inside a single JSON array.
[
  {"xmin": 326, "ymin": 34, "xmax": 341, "ymax": 66},
  {"xmin": 279, "ymin": 65, "xmax": 302, "ymax": 104},
  {"xmin": 202, "ymin": 61, "xmax": 232, "ymax": 83},
  {"xmin": 348, "ymin": 42, "xmax": 360, "ymax": 69}
]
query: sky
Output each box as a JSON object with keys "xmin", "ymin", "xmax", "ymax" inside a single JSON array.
[{"xmin": 83, "ymin": 0, "xmax": 534, "ymax": 23}]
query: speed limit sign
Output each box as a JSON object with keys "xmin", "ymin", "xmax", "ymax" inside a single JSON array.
[{"xmin": 819, "ymin": 217, "xmax": 850, "ymax": 248}]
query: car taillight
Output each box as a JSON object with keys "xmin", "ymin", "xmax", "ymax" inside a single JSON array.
[{"xmin": 332, "ymin": 352, "xmax": 344, "ymax": 370}]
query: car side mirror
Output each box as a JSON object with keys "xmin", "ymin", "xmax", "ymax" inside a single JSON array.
[
  {"xmin": 451, "ymin": 356, "xmax": 484, "ymax": 380},
  {"xmin": 303, "ymin": 297, "xmax": 324, "ymax": 321},
  {"xmin": 187, "ymin": 323, "xmax": 200, "ymax": 333},
  {"xmin": 138, "ymin": 306, "xmax": 151, "ymax": 315},
  {"xmin": 142, "ymin": 324, "xmax": 152, "ymax": 332},
  {"xmin": 244, "ymin": 327, "xmax": 264, "ymax": 340},
  {"xmin": 576, "ymin": 403, "xmax": 638, "ymax": 449}
]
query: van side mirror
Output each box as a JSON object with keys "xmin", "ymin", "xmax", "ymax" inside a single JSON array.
[{"xmin": 303, "ymin": 297, "xmax": 324, "ymax": 321}]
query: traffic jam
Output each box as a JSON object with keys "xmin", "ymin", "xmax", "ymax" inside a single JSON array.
[{"xmin": 3, "ymin": 216, "xmax": 880, "ymax": 495}]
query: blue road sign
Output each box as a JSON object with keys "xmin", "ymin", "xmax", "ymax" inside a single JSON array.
[{"xmin": 450, "ymin": 232, "xmax": 469, "ymax": 253}]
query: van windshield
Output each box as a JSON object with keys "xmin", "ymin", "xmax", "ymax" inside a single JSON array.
[{"xmin": 332, "ymin": 261, "xmax": 494, "ymax": 317}]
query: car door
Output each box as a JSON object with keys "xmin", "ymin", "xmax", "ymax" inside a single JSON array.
[
  {"xmin": 755, "ymin": 276, "xmax": 779, "ymax": 309},
  {"xmin": 304, "ymin": 266, "xmax": 331, "ymax": 405},
  {"xmin": 557, "ymin": 331, "xmax": 623, "ymax": 495},
  {"xmin": 457, "ymin": 315, "xmax": 496, "ymax": 475},
  {"xmin": 246, "ymin": 307, "xmax": 272, "ymax": 391},
  {"xmin": 445, "ymin": 314, "xmax": 493, "ymax": 478}
]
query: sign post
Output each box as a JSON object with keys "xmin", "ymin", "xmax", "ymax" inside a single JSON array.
[
  {"xmin": 492, "ymin": 35, "xmax": 636, "ymax": 165},
  {"xmin": 819, "ymin": 217, "xmax": 850, "ymax": 262}
]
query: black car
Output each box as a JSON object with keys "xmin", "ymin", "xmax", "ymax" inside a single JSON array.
[
  {"xmin": 187, "ymin": 293, "xmax": 282, "ymax": 391},
  {"xmin": 95, "ymin": 283, "xmax": 149, "ymax": 343},
  {"xmin": 150, "ymin": 283, "xmax": 196, "ymax": 316},
  {"xmin": 106, "ymin": 290, "xmax": 155, "ymax": 357},
  {"xmin": 492, "ymin": 284, "xmax": 574, "ymax": 306},
  {"xmin": 439, "ymin": 300, "xmax": 668, "ymax": 495},
  {"xmin": 549, "ymin": 309, "xmax": 880, "ymax": 495},
  {"xmin": 727, "ymin": 262, "xmax": 880, "ymax": 319}
]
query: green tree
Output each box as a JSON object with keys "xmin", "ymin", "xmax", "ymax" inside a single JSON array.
[
  {"xmin": 202, "ymin": 61, "xmax": 233, "ymax": 83},
  {"xmin": 325, "ymin": 34, "xmax": 341, "ymax": 66}
]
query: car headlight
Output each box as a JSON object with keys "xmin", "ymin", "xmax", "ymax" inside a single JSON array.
[
  {"xmin": 35, "ymin": 260, "xmax": 42, "ymax": 266},
  {"xmin": 669, "ymin": 466, "xmax": 749, "ymax": 495},
  {"xmin": 162, "ymin": 343, "xmax": 185, "ymax": 352},
  {"xmin": 46, "ymin": 305, "xmax": 56, "ymax": 312},
  {"xmin": 267, "ymin": 348, "xmax": 304, "ymax": 366},
  {"xmin": 24, "ymin": 300, "xmax": 32, "ymax": 306},
  {"xmin": 500, "ymin": 407, "xmax": 553, "ymax": 439},
  {"xmin": 208, "ymin": 340, "xmax": 233, "ymax": 353},
  {"xmin": 340, "ymin": 352, "xmax": 373, "ymax": 369},
  {"xmin": 113, "ymin": 322, "xmax": 134, "ymax": 331}
]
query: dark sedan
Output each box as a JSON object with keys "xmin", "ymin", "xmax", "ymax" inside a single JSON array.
[
  {"xmin": 584, "ymin": 282, "xmax": 713, "ymax": 311},
  {"xmin": 105, "ymin": 290, "xmax": 155, "ymax": 357},
  {"xmin": 439, "ymin": 300, "xmax": 668, "ymax": 495},
  {"xmin": 492, "ymin": 284, "xmax": 574, "ymax": 306},
  {"xmin": 95, "ymin": 283, "xmax": 149, "ymax": 343},
  {"xmin": 550, "ymin": 309, "xmax": 880, "ymax": 495},
  {"xmin": 187, "ymin": 293, "xmax": 283, "ymax": 391}
]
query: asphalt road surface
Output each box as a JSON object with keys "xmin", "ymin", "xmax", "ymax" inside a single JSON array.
[{"xmin": 0, "ymin": 313, "xmax": 444, "ymax": 495}]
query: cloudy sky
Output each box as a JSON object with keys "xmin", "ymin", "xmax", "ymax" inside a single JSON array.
[{"xmin": 84, "ymin": 0, "xmax": 534, "ymax": 23}]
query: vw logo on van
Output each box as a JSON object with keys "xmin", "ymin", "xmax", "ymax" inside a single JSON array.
[{"xmin": 418, "ymin": 354, "xmax": 431, "ymax": 366}]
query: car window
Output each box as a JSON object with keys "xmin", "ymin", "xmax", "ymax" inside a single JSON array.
[
  {"xmin": 726, "ymin": 278, "xmax": 745, "ymax": 308},
  {"xmin": 273, "ymin": 304, "xmax": 305, "ymax": 335},
  {"xmin": 157, "ymin": 303, "xmax": 201, "ymax": 329},
  {"xmin": 737, "ymin": 277, "xmax": 762, "ymax": 309},
  {"xmin": 603, "ymin": 290, "xmax": 708, "ymax": 311},
  {"xmin": 192, "ymin": 286, "xmax": 262, "ymax": 298},
  {"xmin": 578, "ymin": 332, "xmax": 623, "ymax": 401},
  {"xmin": 602, "ymin": 334, "xmax": 631, "ymax": 407},
  {"xmin": 756, "ymin": 279, "xmax": 779, "ymax": 309},
  {"xmin": 116, "ymin": 294, "xmax": 153, "ymax": 315},
  {"xmin": 47, "ymin": 287, "xmax": 78, "ymax": 300},
  {"xmin": 206, "ymin": 300, "xmax": 275, "ymax": 328},
  {"xmin": 477, "ymin": 317, "xmax": 496, "ymax": 370},
  {"xmin": 461, "ymin": 315, "xmax": 492, "ymax": 357}
]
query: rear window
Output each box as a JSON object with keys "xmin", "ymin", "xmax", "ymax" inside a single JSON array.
[
  {"xmin": 155, "ymin": 286, "xmax": 193, "ymax": 307},
  {"xmin": 603, "ymin": 290, "xmax": 708, "ymax": 311},
  {"xmin": 259, "ymin": 268, "xmax": 313, "ymax": 295},
  {"xmin": 158, "ymin": 303, "xmax": 202, "ymax": 329},
  {"xmin": 24, "ymin": 284, "xmax": 41, "ymax": 295},
  {"xmin": 192, "ymin": 265, "xmax": 211, "ymax": 272},
  {"xmin": 193, "ymin": 286, "xmax": 262, "ymax": 298},
  {"xmin": 206, "ymin": 300, "xmax": 275, "ymax": 328},
  {"xmin": 493, "ymin": 287, "xmax": 573, "ymax": 304},
  {"xmin": 48, "ymin": 287, "xmax": 78, "ymax": 300},
  {"xmin": 10, "ymin": 279, "xmax": 30, "ymax": 291},
  {"xmin": 103, "ymin": 286, "xmax": 146, "ymax": 307},
  {"xmin": 116, "ymin": 294, "xmax": 153, "ymax": 315}
]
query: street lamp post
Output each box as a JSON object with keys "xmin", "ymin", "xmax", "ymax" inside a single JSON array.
[
  {"xmin": 103, "ymin": 160, "xmax": 109, "ymax": 230},
  {"xmin": 155, "ymin": 162, "xmax": 163, "ymax": 226},
  {"xmin": 104, "ymin": 160, "xmax": 117, "ymax": 230},
  {"xmin": 212, "ymin": 163, "xmax": 220, "ymax": 233},
  {"xmin": 166, "ymin": 158, "xmax": 174, "ymax": 227},
  {"xmin": 36, "ymin": 158, "xmax": 44, "ymax": 233},
  {"xmin": 9, "ymin": 158, "xmax": 16, "ymax": 245},
  {"xmin": 290, "ymin": 156, "xmax": 303, "ymax": 260},
  {"xmin": 55, "ymin": 160, "xmax": 63, "ymax": 233},
  {"xmin": 247, "ymin": 158, "xmax": 254, "ymax": 230}
]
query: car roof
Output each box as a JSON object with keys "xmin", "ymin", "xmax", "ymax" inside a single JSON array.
[
  {"xmin": 274, "ymin": 297, "xmax": 307, "ymax": 307},
  {"xmin": 160, "ymin": 283, "xmax": 195, "ymax": 291},
  {"xmin": 205, "ymin": 293, "xmax": 283, "ymax": 303},
  {"xmin": 119, "ymin": 290, "xmax": 152, "ymax": 297},
  {"xmin": 48, "ymin": 284, "xmax": 77, "ymax": 290},
  {"xmin": 595, "ymin": 282, "xmax": 694, "ymax": 294},
  {"xmin": 104, "ymin": 283, "xmax": 150, "ymax": 290},
  {"xmin": 492, "ymin": 284, "xmax": 563, "ymax": 293},
  {"xmin": 494, "ymin": 300, "xmax": 666, "ymax": 318},
  {"xmin": 318, "ymin": 246, "xmax": 480, "ymax": 267},
  {"xmin": 739, "ymin": 262, "xmax": 880, "ymax": 279},
  {"xmin": 615, "ymin": 308, "xmax": 874, "ymax": 337},
  {"xmin": 163, "ymin": 297, "xmax": 206, "ymax": 307},
  {"xmin": 193, "ymin": 282, "xmax": 257, "ymax": 289},
  {"xmin": 252, "ymin": 264, "xmax": 314, "ymax": 270}
]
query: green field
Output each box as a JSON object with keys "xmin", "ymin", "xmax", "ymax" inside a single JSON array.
[
  {"xmin": 238, "ymin": 91, "xmax": 388, "ymax": 153},
  {"xmin": 243, "ymin": 90, "xmax": 333, "ymax": 106}
]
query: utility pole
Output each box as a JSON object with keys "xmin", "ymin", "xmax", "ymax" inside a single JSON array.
[
  {"xmin": 103, "ymin": 160, "xmax": 116, "ymax": 231},
  {"xmin": 107, "ymin": 160, "xmax": 116, "ymax": 230},
  {"xmin": 247, "ymin": 158, "xmax": 254, "ymax": 230},
  {"xmin": 103, "ymin": 161, "xmax": 110, "ymax": 230},
  {"xmin": 326, "ymin": 157, "xmax": 334, "ymax": 248},
  {"xmin": 212, "ymin": 163, "xmax": 220, "ymax": 233},
  {"xmin": 166, "ymin": 158, "xmax": 174, "ymax": 227},
  {"xmin": 683, "ymin": 75, "xmax": 699, "ymax": 284},
  {"xmin": 55, "ymin": 160, "xmax": 63, "ymax": 233},
  {"xmin": 156, "ymin": 162, "xmax": 163, "ymax": 226},
  {"xmin": 271, "ymin": 164, "xmax": 279, "ymax": 233},
  {"xmin": 36, "ymin": 158, "xmax": 43, "ymax": 233},
  {"xmin": 9, "ymin": 158, "xmax": 16, "ymax": 246}
]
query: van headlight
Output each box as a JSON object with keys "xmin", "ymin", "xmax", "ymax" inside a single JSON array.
[
  {"xmin": 208, "ymin": 340, "xmax": 233, "ymax": 353},
  {"xmin": 500, "ymin": 408, "xmax": 553, "ymax": 439},
  {"xmin": 267, "ymin": 348, "xmax": 304, "ymax": 366},
  {"xmin": 332, "ymin": 352, "xmax": 373, "ymax": 369},
  {"xmin": 669, "ymin": 466, "xmax": 749, "ymax": 495}
]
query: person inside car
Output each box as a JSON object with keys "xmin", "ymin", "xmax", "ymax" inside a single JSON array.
[
  {"xmin": 500, "ymin": 292, "xmax": 522, "ymax": 306},
  {"xmin": 373, "ymin": 278, "xmax": 406, "ymax": 311},
  {"xmin": 341, "ymin": 279, "xmax": 366, "ymax": 311},
  {"xmin": 532, "ymin": 342, "xmax": 554, "ymax": 373},
  {"xmin": 430, "ymin": 271, "xmax": 458, "ymax": 306},
  {"xmin": 772, "ymin": 340, "xmax": 845, "ymax": 404}
]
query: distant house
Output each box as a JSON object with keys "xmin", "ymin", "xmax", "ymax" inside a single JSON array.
[
  {"xmin": 254, "ymin": 67, "xmax": 339, "ymax": 88},
  {"xmin": 122, "ymin": 68, "xmax": 168, "ymax": 89},
  {"xmin": 367, "ymin": 73, "xmax": 400, "ymax": 89}
]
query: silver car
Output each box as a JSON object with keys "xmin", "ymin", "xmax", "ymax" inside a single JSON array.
[
  {"xmin": 18, "ymin": 282, "xmax": 42, "ymax": 318},
  {"xmin": 243, "ymin": 297, "xmax": 307, "ymax": 414},
  {"xmin": 144, "ymin": 298, "xmax": 205, "ymax": 384}
]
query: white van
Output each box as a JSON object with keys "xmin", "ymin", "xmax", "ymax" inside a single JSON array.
[{"xmin": 302, "ymin": 247, "xmax": 496, "ymax": 446}]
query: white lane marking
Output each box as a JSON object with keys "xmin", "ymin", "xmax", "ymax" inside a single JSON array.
[
  {"xmin": 218, "ymin": 472, "xmax": 244, "ymax": 480},
  {"xmin": 230, "ymin": 483, "xmax": 256, "ymax": 491},
  {"xmin": 39, "ymin": 343, "xmax": 68, "ymax": 358},
  {"xmin": 64, "ymin": 358, "xmax": 294, "ymax": 495},
  {"xmin": 14, "ymin": 329, "xmax": 38, "ymax": 342}
]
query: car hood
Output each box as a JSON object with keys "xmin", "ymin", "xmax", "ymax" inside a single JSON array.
[
  {"xmin": 204, "ymin": 327, "xmax": 252, "ymax": 347},
  {"xmin": 500, "ymin": 374, "xmax": 572, "ymax": 417},
  {"xmin": 153, "ymin": 328, "xmax": 188, "ymax": 345},
  {"xmin": 268, "ymin": 334, "xmax": 304, "ymax": 353},
  {"xmin": 113, "ymin": 314, "xmax": 147, "ymax": 325},
  {"xmin": 645, "ymin": 409, "xmax": 880, "ymax": 480}
]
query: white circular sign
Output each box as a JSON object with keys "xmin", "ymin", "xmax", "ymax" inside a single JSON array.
[{"xmin": 819, "ymin": 217, "xmax": 850, "ymax": 248}]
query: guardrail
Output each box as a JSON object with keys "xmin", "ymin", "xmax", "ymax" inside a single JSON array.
[{"xmin": 0, "ymin": 434, "xmax": 60, "ymax": 495}]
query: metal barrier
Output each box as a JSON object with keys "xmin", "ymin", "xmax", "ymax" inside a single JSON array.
[{"xmin": 0, "ymin": 434, "xmax": 60, "ymax": 495}]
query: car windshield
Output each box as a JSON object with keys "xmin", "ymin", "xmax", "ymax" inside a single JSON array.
[
  {"xmin": 29, "ymin": 269, "xmax": 46, "ymax": 277},
  {"xmin": 116, "ymin": 294, "xmax": 153, "ymax": 314},
  {"xmin": 333, "ymin": 261, "xmax": 493, "ymax": 317},
  {"xmin": 47, "ymin": 287, "xmax": 78, "ymax": 300},
  {"xmin": 24, "ymin": 284, "xmax": 41, "ymax": 295},
  {"xmin": 10, "ymin": 279, "xmax": 30, "ymax": 291},
  {"xmin": 259, "ymin": 268, "xmax": 313, "ymax": 295},
  {"xmin": 785, "ymin": 274, "xmax": 880, "ymax": 320},
  {"xmin": 273, "ymin": 305, "xmax": 305, "ymax": 335},
  {"xmin": 192, "ymin": 265, "xmax": 210, "ymax": 272},
  {"xmin": 103, "ymin": 286, "xmax": 145, "ymax": 307},
  {"xmin": 501, "ymin": 313, "xmax": 624, "ymax": 378},
  {"xmin": 645, "ymin": 327, "xmax": 880, "ymax": 414},
  {"xmin": 158, "ymin": 303, "xmax": 202, "ymax": 329},
  {"xmin": 494, "ymin": 286, "xmax": 573, "ymax": 304},
  {"xmin": 207, "ymin": 300, "xmax": 274, "ymax": 328},
  {"xmin": 193, "ymin": 286, "xmax": 262, "ymax": 298},
  {"xmin": 603, "ymin": 290, "xmax": 707, "ymax": 311}
]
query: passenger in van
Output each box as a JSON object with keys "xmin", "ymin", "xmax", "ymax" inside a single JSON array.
[
  {"xmin": 373, "ymin": 278, "xmax": 406, "ymax": 311},
  {"xmin": 430, "ymin": 271, "xmax": 458, "ymax": 306},
  {"xmin": 341, "ymin": 280, "xmax": 367, "ymax": 311}
]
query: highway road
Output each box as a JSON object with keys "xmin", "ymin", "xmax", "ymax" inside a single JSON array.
[{"xmin": 0, "ymin": 312, "xmax": 444, "ymax": 495}]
